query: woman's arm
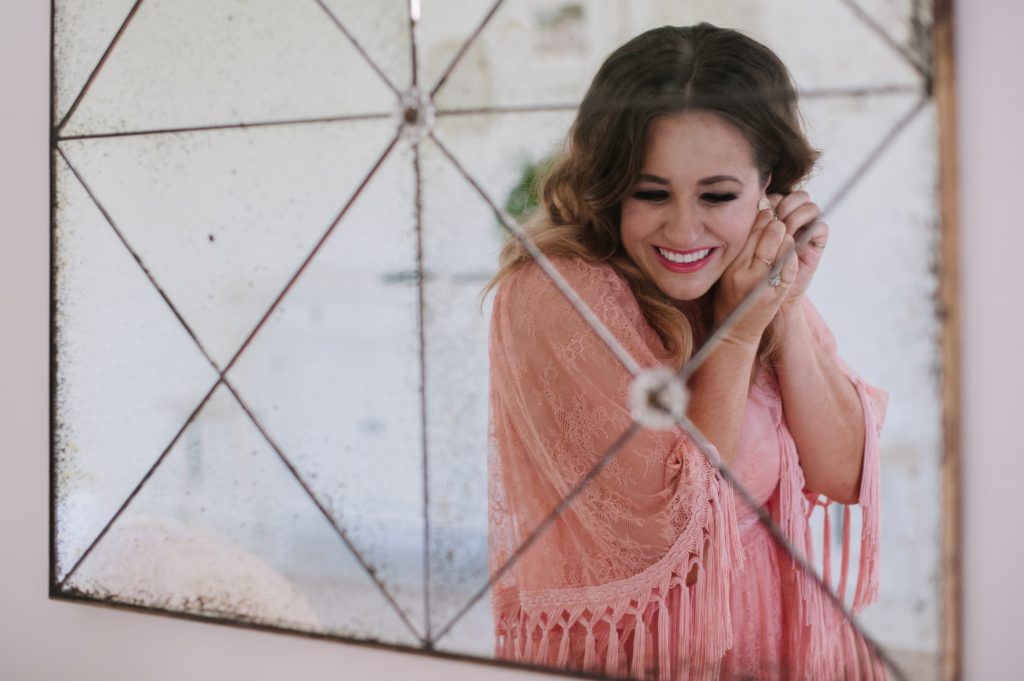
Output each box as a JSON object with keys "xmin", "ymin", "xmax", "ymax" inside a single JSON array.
[
  {"xmin": 775, "ymin": 302, "xmax": 866, "ymax": 503},
  {"xmin": 693, "ymin": 190, "xmax": 868, "ymax": 499},
  {"xmin": 764, "ymin": 191, "xmax": 869, "ymax": 503},
  {"xmin": 685, "ymin": 336, "xmax": 759, "ymax": 467},
  {"xmin": 687, "ymin": 201, "xmax": 800, "ymax": 466}
]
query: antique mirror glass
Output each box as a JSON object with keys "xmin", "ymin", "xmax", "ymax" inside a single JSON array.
[{"xmin": 51, "ymin": 1, "xmax": 948, "ymax": 679}]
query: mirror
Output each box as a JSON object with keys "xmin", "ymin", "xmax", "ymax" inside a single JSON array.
[{"xmin": 52, "ymin": 1, "xmax": 951, "ymax": 679}]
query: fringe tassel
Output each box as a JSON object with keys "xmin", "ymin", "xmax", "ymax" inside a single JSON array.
[
  {"xmin": 555, "ymin": 608, "xmax": 581, "ymax": 667},
  {"xmin": 822, "ymin": 498, "xmax": 832, "ymax": 587},
  {"xmin": 492, "ymin": 453, "xmax": 744, "ymax": 680},
  {"xmin": 657, "ymin": 595, "xmax": 671, "ymax": 681},
  {"xmin": 606, "ymin": 605, "xmax": 625, "ymax": 677},
  {"xmin": 838, "ymin": 504, "xmax": 852, "ymax": 603},
  {"xmin": 582, "ymin": 618, "xmax": 596, "ymax": 671},
  {"xmin": 774, "ymin": 370, "xmax": 887, "ymax": 680},
  {"xmin": 630, "ymin": 601, "xmax": 648, "ymax": 679},
  {"xmin": 852, "ymin": 376, "xmax": 883, "ymax": 613}
]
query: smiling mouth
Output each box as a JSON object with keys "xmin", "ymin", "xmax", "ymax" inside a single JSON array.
[
  {"xmin": 656, "ymin": 246, "xmax": 712, "ymax": 264},
  {"xmin": 652, "ymin": 245, "xmax": 717, "ymax": 273}
]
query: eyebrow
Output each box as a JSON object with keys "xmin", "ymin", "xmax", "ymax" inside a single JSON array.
[{"xmin": 636, "ymin": 173, "xmax": 744, "ymax": 186}]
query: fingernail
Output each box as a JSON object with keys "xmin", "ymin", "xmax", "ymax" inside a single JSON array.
[{"xmin": 758, "ymin": 196, "xmax": 777, "ymax": 221}]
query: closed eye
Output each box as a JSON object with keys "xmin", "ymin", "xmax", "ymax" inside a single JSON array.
[
  {"xmin": 633, "ymin": 189, "xmax": 669, "ymax": 203},
  {"xmin": 701, "ymin": 192, "xmax": 738, "ymax": 204}
]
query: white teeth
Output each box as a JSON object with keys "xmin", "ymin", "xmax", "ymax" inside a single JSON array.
[{"xmin": 658, "ymin": 247, "xmax": 711, "ymax": 264}]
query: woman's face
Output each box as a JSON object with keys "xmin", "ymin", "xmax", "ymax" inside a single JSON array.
[{"xmin": 620, "ymin": 111, "xmax": 768, "ymax": 302}]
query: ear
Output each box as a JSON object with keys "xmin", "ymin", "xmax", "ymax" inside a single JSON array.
[{"xmin": 760, "ymin": 172, "xmax": 773, "ymax": 194}]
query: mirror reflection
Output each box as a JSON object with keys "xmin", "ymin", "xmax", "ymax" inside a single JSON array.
[{"xmin": 52, "ymin": 1, "xmax": 942, "ymax": 679}]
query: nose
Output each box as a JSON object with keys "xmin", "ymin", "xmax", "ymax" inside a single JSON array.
[{"xmin": 662, "ymin": 199, "xmax": 704, "ymax": 247}]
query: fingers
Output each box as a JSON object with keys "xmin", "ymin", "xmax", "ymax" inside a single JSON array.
[
  {"xmin": 780, "ymin": 199, "xmax": 822, "ymax": 237},
  {"xmin": 750, "ymin": 218, "xmax": 787, "ymax": 273},
  {"xmin": 776, "ymin": 233, "xmax": 799, "ymax": 288},
  {"xmin": 735, "ymin": 201, "xmax": 776, "ymax": 267},
  {"xmin": 774, "ymin": 191, "xmax": 810, "ymax": 223},
  {"xmin": 796, "ymin": 220, "xmax": 829, "ymax": 252}
]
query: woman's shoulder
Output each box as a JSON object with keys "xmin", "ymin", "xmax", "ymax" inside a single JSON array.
[
  {"xmin": 494, "ymin": 255, "xmax": 655, "ymax": 356},
  {"xmin": 499, "ymin": 255, "xmax": 637, "ymax": 318}
]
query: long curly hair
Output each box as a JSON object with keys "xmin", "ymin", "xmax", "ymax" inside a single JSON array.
[{"xmin": 486, "ymin": 23, "xmax": 819, "ymax": 369}]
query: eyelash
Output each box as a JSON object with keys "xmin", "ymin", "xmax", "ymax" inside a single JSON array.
[
  {"xmin": 631, "ymin": 191, "xmax": 739, "ymax": 204},
  {"xmin": 633, "ymin": 190, "xmax": 669, "ymax": 202}
]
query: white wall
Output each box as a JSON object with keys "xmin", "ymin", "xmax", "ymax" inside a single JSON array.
[{"xmin": 1, "ymin": 1, "xmax": 1020, "ymax": 679}]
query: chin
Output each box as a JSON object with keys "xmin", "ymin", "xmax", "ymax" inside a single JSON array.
[
  {"xmin": 648, "ymin": 273, "xmax": 714, "ymax": 303},
  {"xmin": 664, "ymin": 288, "xmax": 710, "ymax": 303}
]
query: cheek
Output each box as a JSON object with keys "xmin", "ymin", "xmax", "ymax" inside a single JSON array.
[
  {"xmin": 619, "ymin": 202, "xmax": 654, "ymax": 252},
  {"xmin": 713, "ymin": 203, "xmax": 757, "ymax": 248}
]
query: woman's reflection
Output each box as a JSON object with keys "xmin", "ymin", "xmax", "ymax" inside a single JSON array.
[{"xmin": 485, "ymin": 23, "xmax": 888, "ymax": 680}]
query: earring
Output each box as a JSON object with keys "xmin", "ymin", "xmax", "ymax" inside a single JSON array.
[{"xmin": 758, "ymin": 196, "xmax": 777, "ymax": 220}]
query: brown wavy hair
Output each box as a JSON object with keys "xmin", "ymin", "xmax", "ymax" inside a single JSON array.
[{"xmin": 486, "ymin": 23, "xmax": 819, "ymax": 369}]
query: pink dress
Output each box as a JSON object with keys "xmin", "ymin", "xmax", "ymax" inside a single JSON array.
[{"xmin": 487, "ymin": 257, "xmax": 888, "ymax": 680}]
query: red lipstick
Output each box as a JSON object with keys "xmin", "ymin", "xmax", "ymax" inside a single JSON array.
[{"xmin": 652, "ymin": 245, "xmax": 717, "ymax": 273}]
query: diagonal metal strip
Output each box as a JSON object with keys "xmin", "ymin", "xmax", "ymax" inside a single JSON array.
[
  {"xmin": 429, "ymin": 0, "xmax": 506, "ymax": 98},
  {"xmin": 313, "ymin": 0, "xmax": 403, "ymax": 96},
  {"xmin": 431, "ymin": 424, "xmax": 641, "ymax": 645},
  {"xmin": 58, "ymin": 112, "xmax": 394, "ymax": 143},
  {"xmin": 57, "ymin": 380, "xmax": 222, "ymax": 588},
  {"xmin": 823, "ymin": 96, "xmax": 930, "ymax": 216},
  {"xmin": 56, "ymin": 147, "xmax": 221, "ymax": 371},
  {"xmin": 679, "ymin": 229, "xmax": 812, "ymax": 384},
  {"xmin": 56, "ymin": 0, "xmax": 147, "ymax": 134},
  {"xmin": 428, "ymin": 132, "xmax": 642, "ymax": 377},
  {"xmin": 838, "ymin": 0, "xmax": 932, "ymax": 81},
  {"xmin": 220, "ymin": 130, "xmax": 401, "ymax": 374},
  {"xmin": 221, "ymin": 380, "xmax": 427, "ymax": 643},
  {"xmin": 57, "ymin": 134, "xmax": 422, "ymax": 634}
]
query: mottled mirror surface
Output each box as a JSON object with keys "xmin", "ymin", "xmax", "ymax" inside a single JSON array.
[{"xmin": 52, "ymin": 0, "xmax": 942, "ymax": 678}]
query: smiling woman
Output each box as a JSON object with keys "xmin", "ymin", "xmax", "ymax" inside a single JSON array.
[{"xmin": 485, "ymin": 23, "xmax": 888, "ymax": 680}]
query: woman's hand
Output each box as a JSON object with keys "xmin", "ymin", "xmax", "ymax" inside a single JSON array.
[
  {"xmin": 712, "ymin": 201, "xmax": 799, "ymax": 347},
  {"xmin": 768, "ymin": 191, "xmax": 829, "ymax": 314}
]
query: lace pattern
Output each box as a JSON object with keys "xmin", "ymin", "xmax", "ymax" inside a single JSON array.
[{"xmin": 487, "ymin": 257, "xmax": 888, "ymax": 680}]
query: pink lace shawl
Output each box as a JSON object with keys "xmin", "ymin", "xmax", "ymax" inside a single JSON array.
[{"xmin": 487, "ymin": 257, "xmax": 887, "ymax": 680}]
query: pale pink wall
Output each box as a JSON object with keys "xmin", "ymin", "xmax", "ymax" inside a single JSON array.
[
  {"xmin": 955, "ymin": 1, "xmax": 1024, "ymax": 679},
  {"xmin": 1, "ymin": 1, "xmax": 1020, "ymax": 679}
]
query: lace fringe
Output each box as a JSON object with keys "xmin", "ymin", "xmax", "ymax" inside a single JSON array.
[
  {"xmin": 494, "ymin": 471, "xmax": 744, "ymax": 681},
  {"xmin": 494, "ymin": 374, "xmax": 885, "ymax": 680},
  {"xmin": 777, "ymin": 372, "xmax": 885, "ymax": 680}
]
